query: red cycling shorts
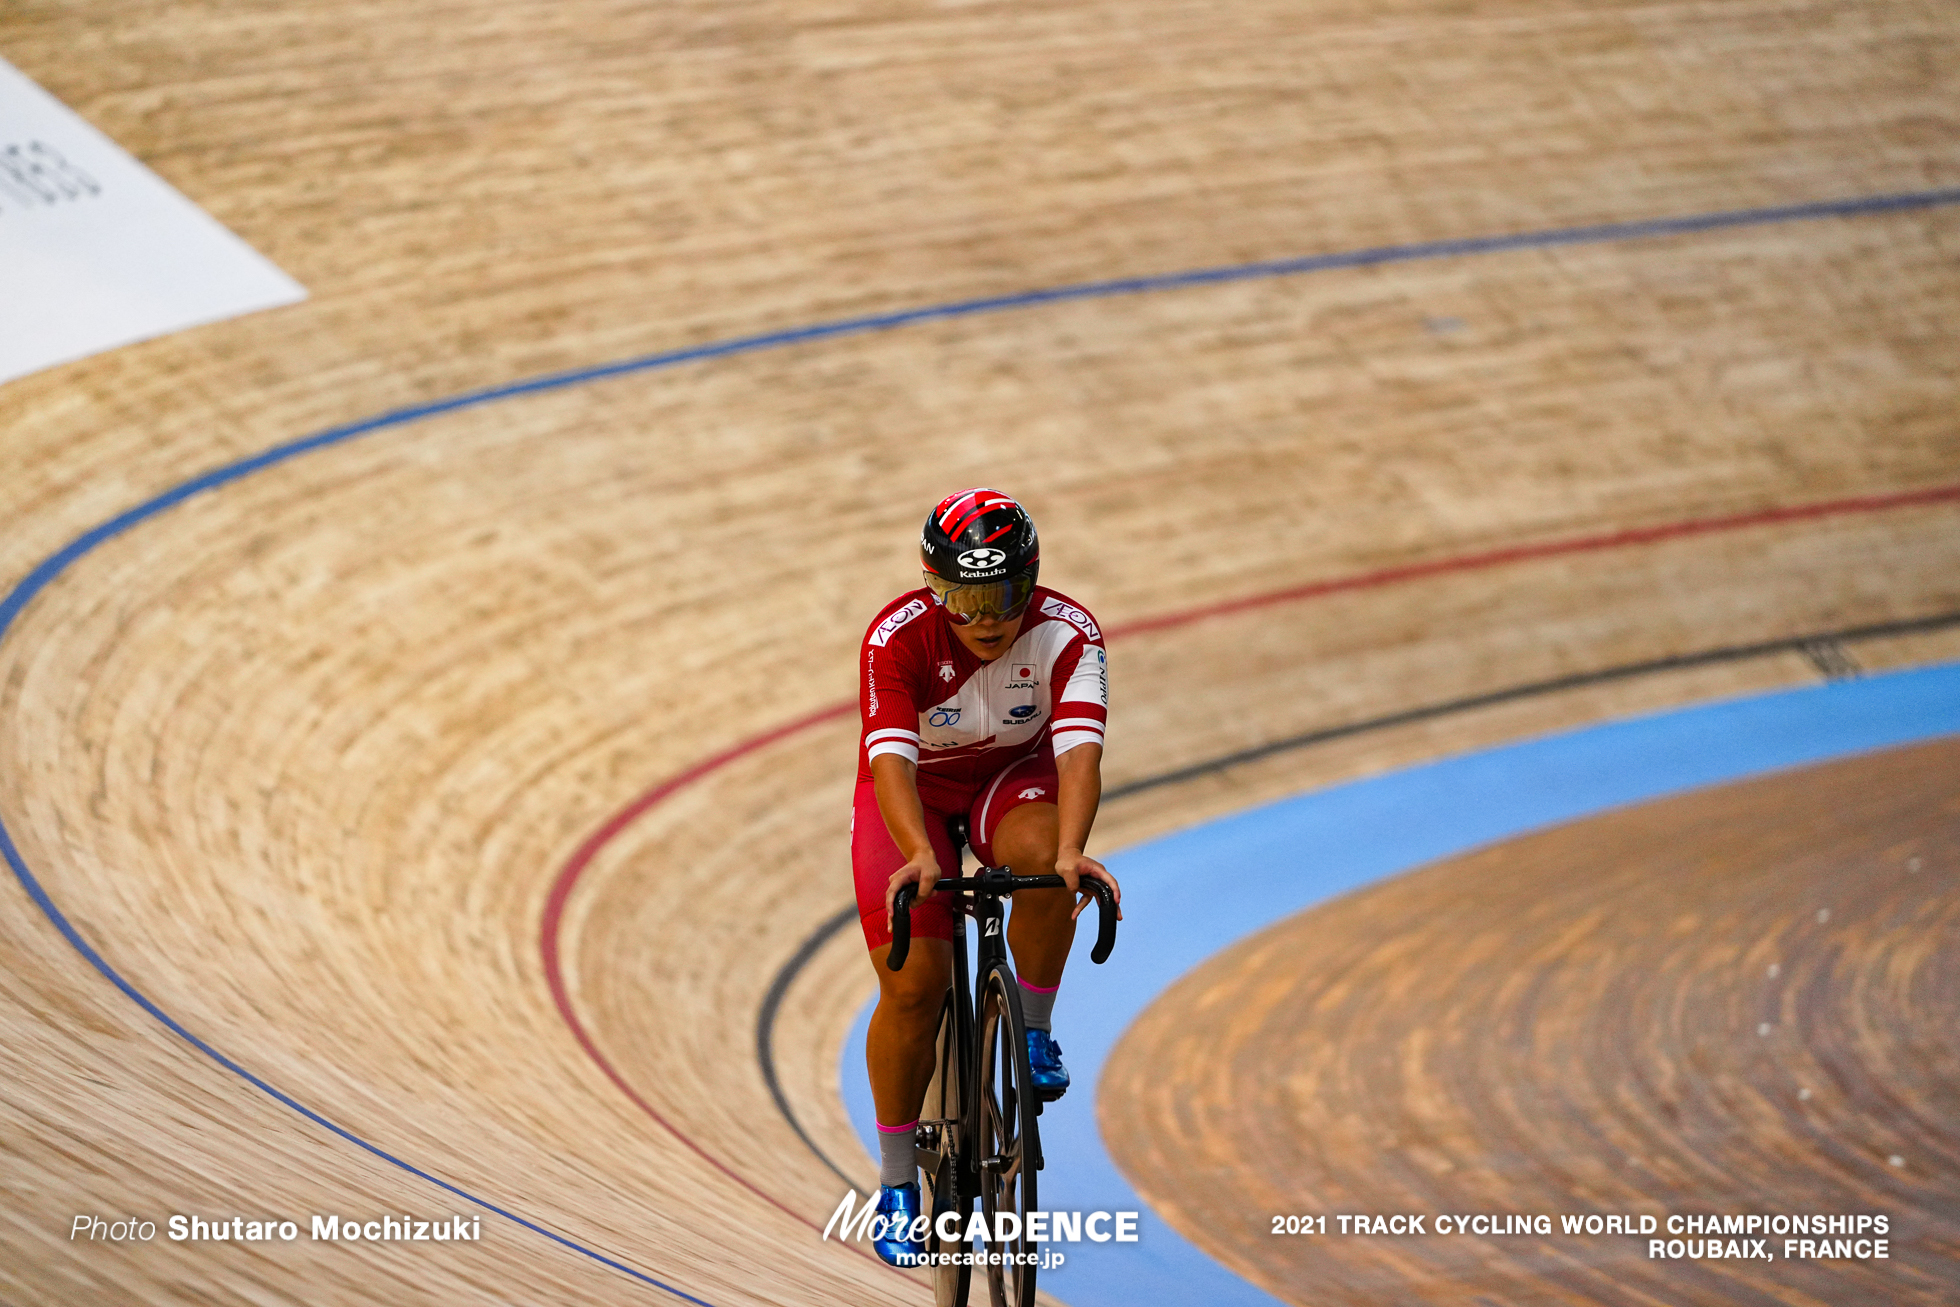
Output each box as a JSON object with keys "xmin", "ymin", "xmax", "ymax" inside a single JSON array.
[{"xmin": 852, "ymin": 753, "xmax": 1058, "ymax": 951}]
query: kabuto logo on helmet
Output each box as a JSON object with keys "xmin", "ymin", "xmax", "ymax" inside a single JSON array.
[{"xmin": 922, "ymin": 487, "xmax": 1040, "ymax": 591}]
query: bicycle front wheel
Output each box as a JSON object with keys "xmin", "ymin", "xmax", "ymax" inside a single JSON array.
[
  {"xmin": 919, "ymin": 988, "xmax": 971, "ymax": 1307},
  {"xmin": 976, "ymin": 963, "xmax": 1041, "ymax": 1307}
]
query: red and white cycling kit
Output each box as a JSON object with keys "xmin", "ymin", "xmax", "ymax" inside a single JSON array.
[{"xmin": 851, "ymin": 585, "xmax": 1109, "ymax": 949}]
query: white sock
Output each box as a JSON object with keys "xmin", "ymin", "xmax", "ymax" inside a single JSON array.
[
  {"xmin": 878, "ymin": 1119, "xmax": 919, "ymax": 1188},
  {"xmin": 1019, "ymin": 978, "xmax": 1058, "ymax": 1032}
]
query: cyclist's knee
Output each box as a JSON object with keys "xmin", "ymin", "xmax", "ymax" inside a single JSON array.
[
  {"xmin": 879, "ymin": 981, "xmax": 947, "ymax": 1030},
  {"xmin": 1017, "ymin": 847, "xmax": 1059, "ymax": 877},
  {"xmin": 995, "ymin": 842, "xmax": 1058, "ymax": 882},
  {"xmin": 1011, "ymin": 884, "xmax": 1072, "ymax": 920},
  {"xmin": 990, "ymin": 802, "xmax": 1059, "ymax": 874},
  {"xmin": 875, "ymin": 942, "xmax": 952, "ymax": 1020}
]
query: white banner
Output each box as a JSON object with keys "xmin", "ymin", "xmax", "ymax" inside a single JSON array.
[{"xmin": 0, "ymin": 58, "xmax": 305, "ymax": 387}]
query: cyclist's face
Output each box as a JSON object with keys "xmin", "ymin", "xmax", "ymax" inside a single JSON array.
[{"xmin": 951, "ymin": 609, "xmax": 1024, "ymax": 661}]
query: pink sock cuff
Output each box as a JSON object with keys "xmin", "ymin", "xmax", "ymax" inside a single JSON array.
[
  {"xmin": 1017, "ymin": 977, "xmax": 1060, "ymax": 994},
  {"xmin": 877, "ymin": 1118, "xmax": 921, "ymax": 1134}
]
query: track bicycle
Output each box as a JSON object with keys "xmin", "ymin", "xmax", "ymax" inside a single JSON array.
[{"xmin": 886, "ymin": 816, "xmax": 1118, "ymax": 1307}]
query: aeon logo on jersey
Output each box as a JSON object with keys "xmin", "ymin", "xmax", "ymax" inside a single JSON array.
[
  {"xmin": 869, "ymin": 598, "xmax": 929, "ymax": 647},
  {"xmin": 1039, "ymin": 596, "xmax": 1100, "ymax": 641},
  {"xmin": 957, "ymin": 547, "xmax": 1008, "ymax": 572}
]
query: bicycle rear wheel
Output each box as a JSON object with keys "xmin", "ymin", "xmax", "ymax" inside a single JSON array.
[
  {"xmin": 976, "ymin": 963, "xmax": 1040, "ymax": 1307},
  {"xmin": 918, "ymin": 988, "xmax": 971, "ymax": 1306}
]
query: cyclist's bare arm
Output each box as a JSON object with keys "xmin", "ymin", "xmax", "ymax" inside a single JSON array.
[
  {"xmin": 872, "ymin": 753, "xmax": 942, "ymax": 919},
  {"xmin": 1054, "ymin": 744, "xmax": 1122, "ymax": 920}
]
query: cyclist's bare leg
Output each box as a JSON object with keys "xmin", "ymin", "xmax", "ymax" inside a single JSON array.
[
  {"xmin": 992, "ymin": 802, "xmax": 1075, "ymax": 989},
  {"xmin": 866, "ymin": 936, "xmax": 954, "ymax": 1125}
]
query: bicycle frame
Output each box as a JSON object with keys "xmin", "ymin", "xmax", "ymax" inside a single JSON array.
[{"xmin": 888, "ymin": 855, "xmax": 1119, "ymax": 1304}]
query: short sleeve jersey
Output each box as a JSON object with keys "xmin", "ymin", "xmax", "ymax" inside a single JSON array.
[{"xmin": 857, "ymin": 586, "xmax": 1109, "ymax": 786}]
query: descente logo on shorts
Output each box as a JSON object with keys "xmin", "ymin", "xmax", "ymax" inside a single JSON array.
[
  {"xmin": 870, "ymin": 599, "xmax": 930, "ymax": 647},
  {"xmin": 1039, "ymin": 596, "xmax": 1100, "ymax": 642}
]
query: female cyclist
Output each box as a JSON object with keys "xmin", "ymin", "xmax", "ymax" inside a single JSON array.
[{"xmin": 850, "ymin": 487, "xmax": 1121, "ymax": 1266}]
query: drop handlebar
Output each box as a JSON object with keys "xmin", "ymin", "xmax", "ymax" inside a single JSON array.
[{"xmin": 887, "ymin": 866, "xmax": 1118, "ymax": 971}]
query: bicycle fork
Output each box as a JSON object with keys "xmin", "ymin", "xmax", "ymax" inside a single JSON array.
[{"xmin": 970, "ymin": 894, "xmax": 1045, "ymax": 1172}]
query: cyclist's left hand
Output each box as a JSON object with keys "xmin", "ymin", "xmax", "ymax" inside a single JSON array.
[{"xmin": 1054, "ymin": 849, "xmax": 1123, "ymax": 922}]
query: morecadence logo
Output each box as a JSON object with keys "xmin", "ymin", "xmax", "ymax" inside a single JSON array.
[{"xmin": 822, "ymin": 1189, "xmax": 1138, "ymax": 1270}]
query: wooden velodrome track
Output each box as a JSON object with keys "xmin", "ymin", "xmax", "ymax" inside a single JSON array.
[
  {"xmin": 1106, "ymin": 736, "xmax": 1960, "ymax": 1306},
  {"xmin": 2, "ymin": 2, "xmax": 1956, "ymax": 1304}
]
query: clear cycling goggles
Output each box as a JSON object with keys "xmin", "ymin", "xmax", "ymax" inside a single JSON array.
[{"xmin": 923, "ymin": 570, "xmax": 1036, "ymax": 625}]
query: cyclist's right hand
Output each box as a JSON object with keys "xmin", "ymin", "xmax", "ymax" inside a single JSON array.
[{"xmin": 885, "ymin": 851, "xmax": 942, "ymax": 923}]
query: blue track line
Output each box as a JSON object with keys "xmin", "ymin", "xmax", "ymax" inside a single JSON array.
[
  {"xmin": 3, "ymin": 183, "xmax": 1958, "ymax": 1298},
  {"xmin": 0, "ymin": 813, "xmax": 716, "ymax": 1302}
]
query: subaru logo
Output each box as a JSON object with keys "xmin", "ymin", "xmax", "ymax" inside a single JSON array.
[{"xmin": 957, "ymin": 547, "xmax": 1008, "ymax": 570}]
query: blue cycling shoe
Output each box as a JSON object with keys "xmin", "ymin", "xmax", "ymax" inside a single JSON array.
[
  {"xmin": 1026, "ymin": 1028, "xmax": 1070, "ymax": 1101},
  {"xmin": 873, "ymin": 1181, "xmax": 928, "ymax": 1267}
]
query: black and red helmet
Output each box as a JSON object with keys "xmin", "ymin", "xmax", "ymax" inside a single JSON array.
[{"xmin": 920, "ymin": 488, "xmax": 1039, "ymax": 623}]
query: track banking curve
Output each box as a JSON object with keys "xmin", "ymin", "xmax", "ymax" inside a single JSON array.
[
  {"xmin": 560, "ymin": 505, "xmax": 1960, "ymax": 1215},
  {"xmin": 761, "ymin": 603, "xmax": 1960, "ymax": 1197},
  {"xmin": 4, "ymin": 186, "xmax": 1959, "ymax": 1300}
]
